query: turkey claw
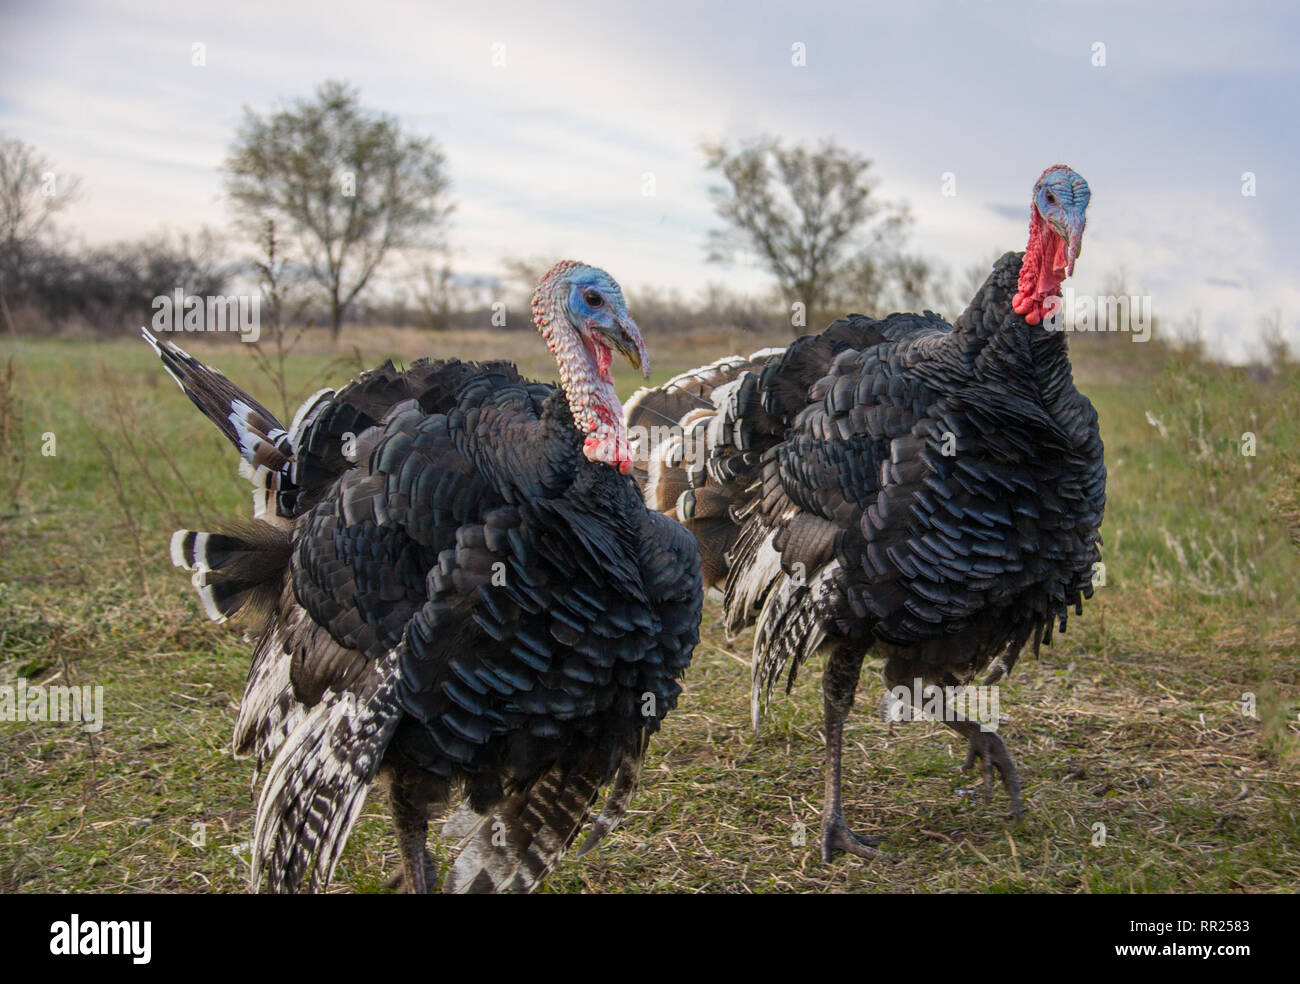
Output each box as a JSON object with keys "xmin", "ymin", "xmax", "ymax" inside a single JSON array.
[
  {"xmin": 962, "ymin": 728, "xmax": 1025, "ymax": 819},
  {"xmin": 821, "ymin": 813, "xmax": 892, "ymax": 863}
]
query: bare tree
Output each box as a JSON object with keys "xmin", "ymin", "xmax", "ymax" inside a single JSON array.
[
  {"xmin": 225, "ymin": 80, "xmax": 453, "ymax": 341},
  {"xmin": 499, "ymin": 254, "xmax": 560, "ymax": 326},
  {"xmin": 18, "ymin": 227, "xmax": 226, "ymax": 335},
  {"xmin": 413, "ymin": 258, "xmax": 456, "ymax": 332},
  {"xmin": 248, "ymin": 221, "xmax": 312, "ymax": 420},
  {"xmin": 833, "ymin": 243, "xmax": 948, "ymax": 319},
  {"xmin": 958, "ymin": 252, "xmax": 1003, "ymax": 308},
  {"xmin": 501, "ymin": 255, "xmax": 555, "ymax": 296},
  {"xmin": 0, "ymin": 137, "xmax": 81, "ymax": 329},
  {"xmin": 703, "ymin": 137, "xmax": 910, "ymax": 332}
]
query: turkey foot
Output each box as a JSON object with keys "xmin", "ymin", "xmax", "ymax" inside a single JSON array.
[
  {"xmin": 821, "ymin": 809, "xmax": 890, "ymax": 862},
  {"xmin": 950, "ymin": 720, "xmax": 1024, "ymax": 818},
  {"xmin": 385, "ymin": 850, "xmax": 439, "ymax": 893}
]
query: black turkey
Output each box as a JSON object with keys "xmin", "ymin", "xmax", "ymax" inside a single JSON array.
[
  {"xmin": 147, "ymin": 259, "xmax": 702, "ymax": 892},
  {"xmin": 627, "ymin": 166, "xmax": 1105, "ymax": 860}
]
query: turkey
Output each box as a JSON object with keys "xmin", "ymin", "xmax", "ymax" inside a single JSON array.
[
  {"xmin": 627, "ymin": 165, "xmax": 1105, "ymax": 861},
  {"xmin": 145, "ymin": 259, "xmax": 702, "ymax": 893}
]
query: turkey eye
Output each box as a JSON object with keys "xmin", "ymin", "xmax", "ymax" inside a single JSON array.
[
  {"xmin": 584, "ymin": 291, "xmax": 603, "ymax": 307},
  {"xmin": 1045, "ymin": 191, "xmax": 1057, "ymax": 205}
]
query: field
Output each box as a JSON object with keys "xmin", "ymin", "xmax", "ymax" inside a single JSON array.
[{"xmin": 1, "ymin": 325, "xmax": 1298, "ymax": 893}]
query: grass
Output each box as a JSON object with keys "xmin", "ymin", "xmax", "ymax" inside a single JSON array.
[{"xmin": 1, "ymin": 325, "xmax": 1297, "ymax": 893}]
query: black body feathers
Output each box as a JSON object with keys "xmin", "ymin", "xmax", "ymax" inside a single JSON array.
[
  {"xmin": 150, "ymin": 335, "xmax": 701, "ymax": 893},
  {"xmin": 632, "ymin": 252, "xmax": 1105, "ymax": 723}
]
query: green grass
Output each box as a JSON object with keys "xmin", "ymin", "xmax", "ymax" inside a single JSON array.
[{"xmin": 1, "ymin": 327, "xmax": 1297, "ymax": 893}]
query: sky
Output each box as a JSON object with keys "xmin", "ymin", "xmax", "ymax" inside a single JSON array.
[{"xmin": 1, "ymin": 0, "xmax": 1297, "ymax": 360}]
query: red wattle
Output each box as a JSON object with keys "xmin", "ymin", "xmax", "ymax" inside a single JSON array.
[
  {"xmin": 595, "ymin": 341, "xmax": 612, "ymax": 382},
  {"xmin": 584, "ymin": 431, "xmax": 633, "ymax": 475},
  {"xmin": 1015, "ymin": 209, "xmax": 1068, "ymax": 326}
]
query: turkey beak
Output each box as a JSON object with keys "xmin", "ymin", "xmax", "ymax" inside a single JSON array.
[
  {"xmin": 1065, "ymin": 212, "xmax": 1086, "ymax": 277},
  {"xmin": 604, "ymin": 316, "xmax": 650, "ymax": 379}
]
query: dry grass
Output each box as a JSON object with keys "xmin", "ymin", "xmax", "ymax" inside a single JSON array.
[{"xmin": 1, "ymin": 326, "xmax": 1297, "ymax": 893}]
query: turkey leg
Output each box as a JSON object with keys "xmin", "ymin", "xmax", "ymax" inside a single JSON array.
[
  {"xmin": 386, "ymin": 766, "xmax": 442, "ymax": 893},
  {"xmin": 945, "ymin": 714, "xmax": 1024, "ymax": 819},
  {"xmin": 820, "ymin": 645, "xmax": 889, "ymax": 861}
]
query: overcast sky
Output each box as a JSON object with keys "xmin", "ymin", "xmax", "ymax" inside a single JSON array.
[{"xmin": 1, "ymin": 0, "xmax": 1296, "ymax": 359}]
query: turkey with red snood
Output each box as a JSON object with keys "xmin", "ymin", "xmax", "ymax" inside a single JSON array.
[{"xmin": 627, "ymin": 166, "xmax": 1105, "ymax": 861}]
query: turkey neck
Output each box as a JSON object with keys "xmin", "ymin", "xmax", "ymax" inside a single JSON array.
[
  {"xmin": 531, "ymin": 269, "xmax": 630, "ymax": 471},
  {"xmin": 951, "ymin": 251, "xmax": 1079, "ymax": 412}
]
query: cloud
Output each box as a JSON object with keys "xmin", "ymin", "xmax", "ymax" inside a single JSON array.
[
  {"xmin": 987, "ymin": 204, "xmax": 1028, "ymax": 222},
  {"xmin": 1, "ymin": 0, "xmax": 1296, "ymax": 360}
]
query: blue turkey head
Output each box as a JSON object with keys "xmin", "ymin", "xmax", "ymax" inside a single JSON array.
[
  {"xmin": 1034, "ymin": 166, "xmax": 1090, "ymax": 275},
  {"xmin": 564, "ymin": 265, "xmax": 649, "ymax": 381}
]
